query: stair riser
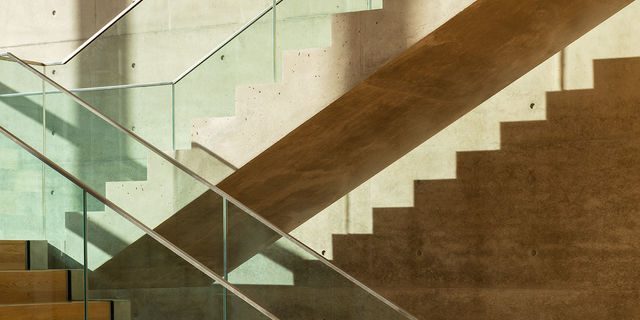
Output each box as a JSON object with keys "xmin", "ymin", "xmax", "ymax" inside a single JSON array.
[{"xmin": 0, "ymin": 241, "xmax": 26, "ymax": 270}]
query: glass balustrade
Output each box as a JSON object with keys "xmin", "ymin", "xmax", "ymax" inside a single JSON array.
[
  {"xmin": 0, "ymin": 126, "xmax": 275, "ymax": 320},
  {"xmin": 0, "ymin": 49, "xmax": 415, "ymax": 319}
]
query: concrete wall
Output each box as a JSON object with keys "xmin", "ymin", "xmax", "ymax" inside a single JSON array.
[
  {"xmin": 2, "ymin": 0, "xmax": 640, "ymax": 317},
  {"xmin": 0, "ymin": 0, "xmax": 130, "ymax": 62}
]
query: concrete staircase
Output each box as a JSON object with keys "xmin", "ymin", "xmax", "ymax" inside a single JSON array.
[
  {"xmin": 329, "ymin": 57, "xmax": 640, "ymax": 319},
  {"xmin": 25, "ymin": 0, "xmax": 387, "ymax": 270},
  {"xmin": 0, "ymin": 0, "xmax": 385, "ymax": 270},
  {"xmin": 0, "ymin": 240, "xmax": 127, "ymax": 320}
]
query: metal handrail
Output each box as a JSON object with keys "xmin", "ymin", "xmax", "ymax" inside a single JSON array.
[
  {"xmin": 0, "ymin": 123, "xmax": 280, "ymax": 320},
  {"xmin": 1, "ymin": 51, "xmax": 418, "ymax": 320}
]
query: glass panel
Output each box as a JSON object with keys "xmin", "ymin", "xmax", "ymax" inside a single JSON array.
[
  {"xmin": 0, "ymin": 131, "xmax": 86, "ymax": 315},
  {"xmin": 225, "ymin": 201, "xmax": 407, "ymax": 319},
  {"xmin": 172, "ymin": 4, "xmax": 275, "ymax": 150},
  {"xmin": 0, "ymin": 127, "xmax": 270, "ymax": 319},
  {"xmin": 279, "ymin": 0, "xmax": 379, "ymax": 16},
  {"xmin": 0, "ymin": 58, "xmax": 411, "ymax": 318},
  {"xmin": 85, "ymin": 193, "xmax": 271, "ymax": 320},
  {"xmin": 45, "ymin": 84, "xmax": 173, "ymax": 153},
  {"xmin": 50, "ymin": 0, "xmax": 273, "ymax": 88},
  {"xmin": 0, "ymin": 58, "xmax": 219, "ymax": 276},
  {"xmin": 0, "ymin": 60, "xmax": 44, "ymax": 240}
]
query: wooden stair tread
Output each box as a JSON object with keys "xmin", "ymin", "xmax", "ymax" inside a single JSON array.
[
  {"xmin": 0, "ymin": 301, "xmax": 112, "ymax": 320},
  {"xmin": 0, "ymin": 270, "xmax": 69, "ymax": 304}
]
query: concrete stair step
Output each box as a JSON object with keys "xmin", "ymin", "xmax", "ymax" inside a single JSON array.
[{"xmin": 0, "ymin": 301, "xmax": 112, "ymax": 320}]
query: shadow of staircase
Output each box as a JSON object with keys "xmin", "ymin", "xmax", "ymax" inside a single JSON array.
[{"xmin": 330, "ymin": 56, "xmax": 640, "ymax": 319}]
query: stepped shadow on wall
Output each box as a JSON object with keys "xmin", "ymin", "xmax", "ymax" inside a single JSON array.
[{"xmin": 330, "ymin": 57, "xmax": 640, "ymax": 319}]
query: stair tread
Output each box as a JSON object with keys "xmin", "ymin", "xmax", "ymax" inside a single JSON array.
[{"xmin": 0, "ymin": 301, "xmax": 112, "ymax": 320}]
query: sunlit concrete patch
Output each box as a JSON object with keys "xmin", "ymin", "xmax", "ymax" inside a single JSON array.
[{"xmin": 230, "ymin": 253, "xmax": 295, "ymax": 286}]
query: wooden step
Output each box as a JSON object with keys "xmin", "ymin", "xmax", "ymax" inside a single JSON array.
[
  {"xmin": 0, "ymin": 241, "xmax": 26, "ymax": 270},
  {"xmin": 0, "ymin": 301, "xmax": 112, "ymax": 320},
  {"xmin": 0, "ymin": 270, "xmax": 69, "ymax": 304},
  {"xmin": 0, "ymin": 240, "xmax": 49, "ymax": 271}
]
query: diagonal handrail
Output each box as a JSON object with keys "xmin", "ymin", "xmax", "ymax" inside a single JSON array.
[
  {"xmin": 0, "ymin": 123, "xmax": 281, "ymax": 320},
  {"xmin": 51, "ymin": 0, "xmax": 145, "ymax": 66},
  {"xmin": 1, "ymin": 51, "xmax": 418, "ymax": 320}
]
